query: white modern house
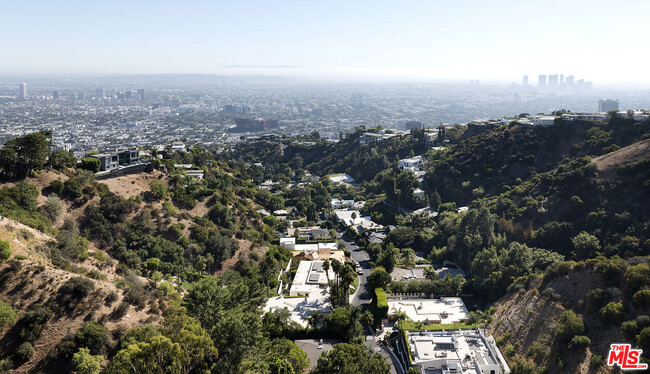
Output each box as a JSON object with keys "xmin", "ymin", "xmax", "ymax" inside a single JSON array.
[
  {"xmin": 399, "ymin": 155, "xmax": 423, "ymax": 171},
  {"xmin": 406, "ymin": 329, "xmax": 510, "ymax": 374},
  {"xmin": 387, "ymin": 297, "xmax": 470, "ymax": 324},
  {"xmin": 527, "ymin": 115, "xmax": 556, "ymax": 126},
  {"xmin": 328, "ymin": 173, "xmax": 355, "ymax": 185},
  {"xmin": 289, "ymin": 260, "xmax": 336, "ymax": 297}
]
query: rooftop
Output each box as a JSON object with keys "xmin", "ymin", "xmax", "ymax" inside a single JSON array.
[
  {"xmin": 407, "ymin": 329, "xmax": 510, "ymax": 374},
  {"xmin": 387, "ymin": 297, "xmax": 470, "ymax": 324}
]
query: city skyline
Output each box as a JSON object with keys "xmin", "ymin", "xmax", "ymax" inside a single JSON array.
[{"xmin": 1, "ymin": 0, "xmax": 650, "ymax": 84}]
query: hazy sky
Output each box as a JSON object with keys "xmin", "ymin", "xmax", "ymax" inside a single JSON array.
[{"xmin": 2, "ymin": 0, "xmax": 649, "ymax": 83}]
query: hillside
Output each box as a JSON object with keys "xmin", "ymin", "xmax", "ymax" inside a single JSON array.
[
  {"xmin": 591, "ymin": 138, "xmax": 650, "ymax": 178},
  {"xmin": 0, "ymin": 217, "xmax": 161, "ymax": 373},
  {"xmin": 487, "ymin": 255, "xmax": 650, "ymax": 373}
]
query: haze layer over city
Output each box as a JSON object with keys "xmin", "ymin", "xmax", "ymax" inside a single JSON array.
[{"xmin": 2, "ymin": 1, "xmax": 650, "ymax": 150}]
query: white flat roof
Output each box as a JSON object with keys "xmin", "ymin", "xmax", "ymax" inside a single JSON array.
[
  {"xmin": 387, "ymin": 297, "xmax": 470, "ymax": 324},
  {"xmin": 290, "ymin": 260, "xmax": 335, "ymax": 297},
  {"xmin": 407, "ymin": 330, "xmax": 510, "ymax": 374}
]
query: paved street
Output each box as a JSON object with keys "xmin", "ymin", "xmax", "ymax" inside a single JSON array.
[
  {"xmin": 336, "ymin": 231, "xmax": 372, "ymax": 307},
  {"xmin": 336, "ymin": 231, "xmax": 401, "ymax": 374}
]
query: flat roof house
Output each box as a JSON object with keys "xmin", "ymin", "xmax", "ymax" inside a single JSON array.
[{"xmin": 405, "ymin": 329, "xmax": 510, "ymax": 374}]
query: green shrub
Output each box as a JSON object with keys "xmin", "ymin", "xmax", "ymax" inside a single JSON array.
[
  {"xmin": 49, "ymin": 179, "xmax": 65, "ymax": 194},
  {"xmin": 41, "ymin": 195, "xmax": 64, "ymax": 222},
  {"xmin": 569, "ymin": 335, "xmax": 591, "ymax": 349},
  {"xmin": 58, "ymin": 276, "xmax": 95, "ymax": 309},
  {"xmin": 15, "ymin": 342, "xmax": 34, "ymax": 361},
  {"xmin": 0, "ymin": 300, "xmax": 17, "ymax": 328},
  {"xmin": 19, "ymin": 306, "xmax": 53, "ymax": 341},
  {"xmin": 111, "ymin": 302, "xmax": 130, "ymax": 320},
  {"xmin": 75, "ymin": 322, "xmax": 108, "ymax": 354},
  {"xmin": 599, "ymin": 302, "xmax": 624, "ymax": 324},
  {"xmin": 0, "ymin": 240, "xmax": 10, "ymax": 263},
  {"xmin": 590, "ymin": 353, "xmax": 603, "ymax": 368},
  {"xmin": 621, "ymin": 320, "xmax": 639, "ymax": 341},
  {"xmin": 634, "ymin": 289, "xmax": 650, "ymax": 307},
  {"xmin": 558, "ymin": 310, "xmax": 584, "ymax": 342}
]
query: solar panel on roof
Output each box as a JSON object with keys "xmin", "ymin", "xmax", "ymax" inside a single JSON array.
[
  {"xmin": 312, "ymin": 262, "xmax": 323, "ymax": 271},
  {"xmin": 308, "ymin": 274, "xmax": 320, "ymax": 282}
]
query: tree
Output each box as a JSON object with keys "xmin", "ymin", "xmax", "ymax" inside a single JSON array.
[
  {"xmin": 368, "ymin": 267, "xmax": 392, "ymax": 290},
  {"xmin": 571, "ymin": 232, "xmax": 600, "ymax": 259},
  {"xmin": 377, "ymin": 244, "xmax": 398, "ymax": 273},
  {"xmin": 0, "ymin": 239, "xmax": 10, "ymax": 263},
  {"xmin": 107, "ymin": 335, "xmax": 183, "ymax": 374},
  {"xmin": 161, "ymin": 310, "xmax": 219, "ymax": 374},
  {"xmin": 41, "ymin": 194, "xmax": 64, "ymax": 222},
  {"xmin": 599, "ymin": 302, "xmax": 624, "ymax": 324},
  {"xmin": 15, "ymin": 342, "xmax": 34, "ymax": 361},
  {"xmin": 267, "ymin": 338, "xmax": 309, "ymax": 374},
  {"xmin": 0, "ymin": 131, "xmax": 51, "ymax": 178},
  {"xmin": 75, "ymin": 322, "xmax": 108, "ymax": 354},
  {"xmin": 401, "ymin": 248, "xmax": 415, "ymax": 267},
  {"xmin": 149, "ymin": 180, "xmax": 168, "ymax": 201},
  {"xmin": 18, "ymin": 306, "xmax": 53, "ymax": 341},
  {"xmin": 386, "ymin": 226, "xmax": 415, "ymax": 248},
  {"xmin": 263, "ymin": 308, "xmax": 292, "ymax": 338},
  {"xmin": 49, "ymin": 149, "xmax": 77, "ymax": 170},
  {"xmin": 207, "ymin": 202, "xmax": 236, "ymax": 230},
  {"xmin": 558, "ymin": 310, "xmax": 585, "ymax": 342},
  {"xmin": 72, "ymin": 348, "xmax": 103, "ymax": 374},
  {"xmin": 429, "ymin": 190, "xmax": 441, "ymax": 210},
  {"xmin": 311, "ymin": 343, "xmax": 390, "ymax": 374},
  {"xmin": 625, "ymin": 264, "xmax": 650, "ymax": 295},
  {"xmin": 638, "ymin": 327, "xmax": 650, "ymax": 351},
  {"xmin": 424, "ymin": 267, "xmax": 438, "ymax": 281},
  {"xmin": 308, "ymin": 311, "xmax": 326, "ymax": 330},
  {"xmin": 0, "ymin": 300, "xmax": 17, "ymax": 328},
  {"xmin": 437, "ymin": 274, "xmax": 466, "ymax": 296}
]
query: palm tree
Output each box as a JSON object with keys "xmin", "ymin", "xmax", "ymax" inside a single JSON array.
[
  {"xmin": 401, "ymin": 248, "xmax": 415, "ymax": 267},
  {"xmin": 308, "ymin": 310, "xmax": 325, "ymax": 330},
  {"xmin": 424, "ymin": 266, "xmax": 437, "ymax": 281},
  {"xmin": 331, "ymin": 260, "xmax": 342, "ymax": 306},
  {"xmin": 340, "ymin": 264, "xmax": 357, "ymax": 306},
  {"xmin": 323, "ymin": 260, "xmax": 330, "ymax": 286}
]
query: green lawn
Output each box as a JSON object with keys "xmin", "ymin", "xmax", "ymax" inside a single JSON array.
[{"xmin": 401, "ymin": 321, "xmax": 477, "ymax": 331}]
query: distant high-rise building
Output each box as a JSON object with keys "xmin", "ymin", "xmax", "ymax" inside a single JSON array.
[
  {"xmin": 96, "ymin": 88, "xmax": 105, "ymax": 98},
  {"xmin": 522, "ymin": 75, "xmax": 529, "ymax": 86},
  {"xmin": 538, "ymin": 75, "xmax": 547, "ymax": 88},
  {"xmin": 78, "ymin": 92, "xmax": 86, "ymax": 100},
  {"xmin": 548, "ymin": 74, "xmax": 559, "ymax": 88},
  {"xmin": 565, "ymin": 75, "xmax": 575, "ymax": 85},
  {"xmin": 125, "ymin": 90, "xmax": 133, "ymax": 99},
  {"xmin": 53, "ymin": 91, "xmax": 60, "ymax": 100},
  {"xmin": 560, "ymin": 74, "xmax": 565, "ymax": 85},
  {"xmin": 469, "ymin": 80, "xmax": 479, "ymax": 87},
  {"xmin": 599, "ymin": 99, "xmax": 619, "ymax": 112},
  {"xmin": 137, "ymin": 88, "xmax": 145, "ymax": 101},
  {"xmin": 19, "ymin": 83, "xmax": 27, "ymax": 100}
]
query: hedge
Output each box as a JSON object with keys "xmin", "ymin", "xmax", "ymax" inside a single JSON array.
[
  {"xmin": 375, "ymin": 288, "xmax": 388, "ymax": 319},
  {"xmin": 81, "ymin": 158, "xmax": 100, "ymax": 173}
]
